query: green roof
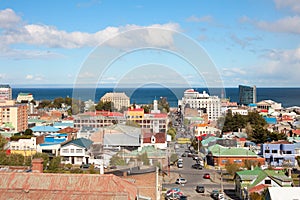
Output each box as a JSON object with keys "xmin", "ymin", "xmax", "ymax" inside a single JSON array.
[
  {"xmin": 236, "ymin": 167, "xmax": 292, "ymax": 189},
  {"xmin": 28, "ymin": 119, "xmax": 46, "ymax": 123},
  {"xmin": 18, "ymin": 93, "xmax": 32, "ymax": 96},
  {"xmin": 62, "ymin": 138, "xmax": 93, "ymax": 149},
  {"xmin": 208, "ymin": 144, "xmax": 257, "ymax": 157},
  {"xmin": 124, "ymin": 146, "xmax": 166, "ymax": 158},
  {"xmin": 201, "ymin": 137, "xmax": 219, "ymax": 146}
]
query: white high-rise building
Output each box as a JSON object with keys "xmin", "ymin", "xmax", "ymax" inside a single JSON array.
[
  {"xmin": 178, "ymin": 89, "xmax": 221, "ymax": 121},
  {"xmin": 0, "ymin": 84, "xmax": 12, "ymax": 100}
]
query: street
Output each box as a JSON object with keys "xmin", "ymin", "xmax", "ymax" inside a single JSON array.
[{"xmin": 163, "ymin": 147, "xmax": 238, "ymax": 200}]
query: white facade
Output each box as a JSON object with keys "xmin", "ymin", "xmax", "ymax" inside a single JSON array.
[
  {"xmin": 37, "ymin": 143, "xmax": 61, "ymax": 156},
  {"xmin": 16, "ymin": 93, "xmax": 34, "ymax": 103},
  {"xmin": 231, "ymin": 109, "xmax": 249, "ymax": 116},
  {"xmin": 195, "ymin": 126, "xmax": 221, "ymax": 137},
  {"xmin": 60, "ymin": 144, "xmax": 90, "ymax": 165},
  {"xmin": 9, "ymin": 137, "xmax": 36, "ymax": 151},
  {"xmin": 0, "ymin": 85, "xmax": 12, "ymax": 100},
  {"xmin": 179, "ymin": 89, "xmax": 221, "ymax": 121},
  {"xmin": 100, "ymin": 92, "xmax": 130, "ymax": 111}
]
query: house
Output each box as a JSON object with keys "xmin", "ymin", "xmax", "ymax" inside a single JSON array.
[
  {"xmin": 142, "ymin": 132, "xmax": 167, "ymax": 149},
  {"xmin": 234, "ymin": 167, "xmax": 293, "ymax": 200},
  {"xmin": 103, "ymin": 124, "xmax": 141, "ymax": 150},
  {"xmin": 265, "ymin": 187, "xmax": 300, "ymax": 200},
  {"xmin": 260, "ymin": 141, "xmax": 295, "ymax": 167},
  {"xmin": 60, "ymin": 138, "xmax": 93, "ymax": 165},
  {"xmin": 37, "ymin": 133, "xmax": 69, "ymax": 157},
  {"xmin": 207, "ymin": 144, "xmax": 264, "ymax": 167},
  {"xmin": 53, "ymin": 121, "xmax": 74, "ymax": 129}
]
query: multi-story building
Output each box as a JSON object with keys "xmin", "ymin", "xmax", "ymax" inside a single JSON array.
[
  {"xmin": 0, "ymin": 100, "xmax": 28, "ymax": 132},
  {"xmin": 73, "ymin": 112, "xmax": 126, "ymax": 129},
  {"xmin": 100, "ymin": 92, "xmax": 130, "ymax": 111},
  {"xmin": 238, "ymin": 85, "xmax": 256, "ymax": 105},
  {"xmin": 178, "ymin": 89, "xmax": 221, "ymax": 121},
  {"xmin": 261, "ymin": 141, "xmax": 295, "ymax": 167},
  {"xmin": 0, "ymin": 84, "xmax": 12, "ymax": 100},
  {"xmin": 16, "ymin": 92, "xmax": 34, "ymax": 103}
]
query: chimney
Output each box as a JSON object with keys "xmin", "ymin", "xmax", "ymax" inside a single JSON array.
[{"xmin": 32, "ymin": 158, "xmax": 44, "ymax": 173}]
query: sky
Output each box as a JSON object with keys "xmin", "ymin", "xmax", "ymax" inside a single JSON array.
[{"xmin": 0, "ymin": 0, "xmax": 300, "ymax": 88}]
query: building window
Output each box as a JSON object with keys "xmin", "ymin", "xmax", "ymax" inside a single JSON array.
[
  {"xmin": 62, "ymin": 149, "xmax": 69, "ymax": 153},
  {"xmin": 265, "ymin": 150, "xmax": 270, "ymax": 153},
  {"xmin": 234, "ymin": 160, "xmax": 242, "ymax": 164},
  {"xmin": 63, "ymin": 157, "xmax": 69, "ymax": 161},
  {"xmin": 70, "ymin": 149, "xmax": 74, "ymax": 153},
  {"xmin": 76, "ymin": 157, "xmax": 83, "ymax": 162},
  {"xmin": 265, "ymin": 179, "xmax": 271, "ymax": 184},
  {"xmin": 76, "ymin": 149, "xmax": 83, "ymax": 153},
  {"xmin": 221, "ymin": 160, "xmax": 228, "ymax": 164},
  {"xmin": 272, "ymin": 150, "xmax": 277, "ymax": 153}
]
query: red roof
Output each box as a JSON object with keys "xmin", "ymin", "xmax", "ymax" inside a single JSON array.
[
  {"xmin": 292, "ymin": 129, "xmax": 300, "ymax": 135},
  {"xmin": 0, "ymin": 173, "xmax": 137, "ymax": 200},
  {"xmin": 249, "ymin": 184, "xmax": 268, "ymax": 194},
  {"xmin": 98, "ymin": 111, "xmax": 124, "ymax": 117},
  {"xmin": 151, "ymin": 113, "xmax": 168, "ymax": 118},
  {"xmin": 143, "ymin": 132, "xmax": 166, "ymax": 143},
  {"xmin": 127, "ymin": 108, "xmax": 144, "ymax": 111},
  {"xmin": 58, "ymin": 127, "xmax": 78, "ymax": 133}
]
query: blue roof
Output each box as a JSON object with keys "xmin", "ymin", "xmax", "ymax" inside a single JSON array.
[
  {"xmin": 264, "ymin": 117, "xmax": 277, "ymax": 124},
  {"xmin": 31, "ymin": 126, "xmax": 60, "ymax": 132},
  {"xmin": 53, "ymin": 122, "xmax": 74, "ymax": 128},
  {"xmin": 248, "ymin": 103, "xmax": 257, "ymax": 107},
  {"xmin": 61, "ymin": 138, "xmax": 93, "ymax": 149}
]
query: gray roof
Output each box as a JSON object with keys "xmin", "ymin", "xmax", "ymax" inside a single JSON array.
[{"xmin": 104, "ymin": 132, "xmax": 140, "ymax": 147}]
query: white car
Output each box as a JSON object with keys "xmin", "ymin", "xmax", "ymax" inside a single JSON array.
[{"xmin": 175, "ymin": 178, "xmax": 187, "ymax": 184}]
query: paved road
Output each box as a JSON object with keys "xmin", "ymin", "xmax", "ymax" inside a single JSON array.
[{"xmin": 163, "ymin": 148, "xmax": 239, "ymax": 200}]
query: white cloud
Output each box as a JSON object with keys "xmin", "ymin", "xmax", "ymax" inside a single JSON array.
[
  {"xmin": 256, "ymin": 16, "xmax": 300, "ymax": 34},
  {"xmin": 221, "ymin": 67, "xmax": 247, "ymax": 77},
  {"xmin": 0, "ymin": 8, "xmax": 22, "ymax": 29},
  {"xmin": 0, "ymin": 8, "xmax": 180, "ymax": 50},
  {"xmin": 25, "ymin": 75, "xmax": 33, "ymax": 80},
  {"xmin": 25, "ymin": 74, "xmax": 44, "ymax": 81},
  {"xmin": 274, "ymin": 0, "xmax": 300, "ymax": 13},
  {"xmin": 186, "ymin": 15, "xmax": 213, "ymax": 23}
]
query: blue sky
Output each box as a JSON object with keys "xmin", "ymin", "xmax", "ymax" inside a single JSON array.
[{"xmin": 0, "ymin": 0, "xmax": 300, "ymax": 88}]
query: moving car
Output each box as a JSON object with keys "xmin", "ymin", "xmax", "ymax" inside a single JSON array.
[
  {"xmin": 203, "ymin": 173, "xmax": 210, "ymax": 179},
  {"xmin": 192, "ymin": 163, "xmax": 203, "ymax": 170},
  {"xmin": 210, "ymin": 190, "xmax": 219, "ymax": 200},
  {"xmin": 175, "ymin": 178, "xmax": 187, "ymax": 184},
  {"xmin": 196, "ymin": 184, "xmax": 205, "ymax": 193}
]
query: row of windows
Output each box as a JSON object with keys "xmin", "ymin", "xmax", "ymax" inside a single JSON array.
[
  {"xmin": 264, "ymin": 150, "xmax": 293, "ymax": 154},
  {"xmin": 63, "ymin": 157, "xmax": 83, "ymax": 162},
  {"xmin": 62, "ymin": 149, "xmax": 83, "ymax": 154}
]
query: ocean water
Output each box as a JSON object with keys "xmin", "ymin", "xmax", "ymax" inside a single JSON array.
[{"xmin": 12, "ymin": 87, "xmax": 300, "ymax": 108}]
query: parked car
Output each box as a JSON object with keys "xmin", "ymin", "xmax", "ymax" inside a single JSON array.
[
  {"xmin": 210, "ymin": 190, "xmax": 219, "ymax": 200},
  {"xmin": 181, "ymin": 153, "xmax": 187, "ymax": 157},
  {"xmin": 203, "ymin": 173, "xmax": 210, "ymax": 179},
  {"xmin": 192, "ymin": 163, "xmax": 203, "ymax": 170},
  {"xmin": 175, "ymin": 178, "xmax": 187, "ymax": 184},
  {"xmin": 80, "ymin": 163, "xmax": 91, "ymax": 169},
  {"xmin": 196, "ymin": 184, "xmax": 205, "ymax": 193}
]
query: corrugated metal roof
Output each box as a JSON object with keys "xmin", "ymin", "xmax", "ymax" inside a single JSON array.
[{"xmin": 0, "ymin": 173, "xmax": 137, "ymax": 200}]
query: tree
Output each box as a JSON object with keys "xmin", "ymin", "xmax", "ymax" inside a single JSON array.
[
  {"xmin": 167, "ymin": 127, "xmax": 176, "ymax": 141},
  {"xmin": 37, "ymin": 99, "xmax": 52, "ymax": 108},
  {"xmin": 249, "ymin": 192, "xmax": 264, "ymax": 200},
  {"xmin": 0, "ymin": 135, "xmax": 7, "ymax": 150},
  {"xmin": 8, "ymin": 153, "xmax": 25, "ymax": 166},
  {"xmin": 95, "ymin": 101, "xmax": 114, "ymax": 111},
  {"xmin": 125, "ymin": 120, "xmax": 140, "ymax": 127},
  {"xmin": 137, "ymin": 152, "xmax": 150, "ymax": 165},
  {"xmin": 0, "ymin": 151, "xmax": 8, "ymax": 165},
  {"xmin": 110, "ymin": 154, "xmax": 126, "ymax": 166},
  {"xmin": 53, "ymin": 97, "xmax": 65, "ymax": 108},
  {"xmin": 170, "ymin": 153, "xmax": 178, "ymax": 164},
  {"xmin": 24, "ymin": 129, "xmax": 33, "ymax": 136},
  {"xmin": 48, "ymin": 156, "xmax": 61, "ymax": 171},
  {"xmin": 225, "ymin": 162, "xmax": 241, "ymax": 176}
]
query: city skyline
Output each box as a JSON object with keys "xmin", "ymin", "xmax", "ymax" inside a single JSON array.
[{"xmin": 0, "ymin": 0, "xmax": 300, "ymax": 88}]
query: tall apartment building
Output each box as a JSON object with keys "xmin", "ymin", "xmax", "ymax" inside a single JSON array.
[
  {"xmin": 100, "ymin": 92, "xmax": 130, "ymax": 111},
  {"xmin": 178, "ymin": 89, "xmax": 221, "ymax": 121},
  {"xmin": 0, "ymin": 84, "xmax": 12, "ymax": 100},
  {"xmin": 0, "ymin": 100, "xmax": 28, "ymax": 132},
  {"xmin": 238, "ymin": 85, "xmax": 256, "ymax": 105}
]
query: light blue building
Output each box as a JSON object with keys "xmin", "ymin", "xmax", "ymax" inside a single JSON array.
[{"xmin": 261, "ymin": 142, "xmax": 295, "ymax": 167}]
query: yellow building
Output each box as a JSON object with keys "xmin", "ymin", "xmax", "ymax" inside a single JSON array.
[{"xmin": 126, "ymin": 108, "xmax": 144, "ymax": 120}]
